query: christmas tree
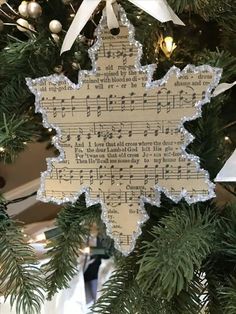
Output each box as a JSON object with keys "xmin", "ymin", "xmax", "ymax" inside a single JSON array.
[{"xmin": 0, "ymin": 0, "xmax": 236, "ymax": 313}]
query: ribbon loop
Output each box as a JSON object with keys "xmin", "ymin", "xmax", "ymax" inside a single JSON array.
[
  {"xmin": 106, "ymin": 0, "xmax": 119, "ymax": 30},
  {"xmin": 213, "ymin": 81, "xmax": 236, "ymax": 97},
  {"xmin": 61, "ymin": 0, "xmax": 185, "ymax": 55},
  {"xmin": 61, "ymin": 0, "xmax": 100, "ymax": 54}
]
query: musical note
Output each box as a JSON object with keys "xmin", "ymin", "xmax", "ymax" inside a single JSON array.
[
  {"xmin": 69, "ymin": 169, "xmax": 73, "ymax": 183},
  {"xmin": 164, "ymin": 164, "xmax": 170, "ymax": 179},
  {"xmin": 98, "ymin": 165, "xmax": 104, "ymax": 184},
  {"xmin": 106, "ymin": 48, "xmax": 111, "ymax": 58},
  {"xmin": 127, "ymin": 191, "xmax": 135, "ymax": 206},
  {"xmin": 61, "ymin": 99, "xmax": 66, "ymax": 118},
  {"xmin": 79, "ymin": 169, "xmax": 83, "ymax": 184},
  {"xmin": 144, "ymin": 165, "xmax": 149, "ymax": 185},
  {"xmin": 192, "ymin": 92, "xmax": 196, "ymax": 104},
  {"xmin": 129, "ymin": 165, "xmax": 134, "ymax": 184},
  {"xmin": 143, "ymin": 93, "xmax": 147, "ymax": 109},
  {"xmin": 154, "ymin": 165, "xmax": 159, "ymax": 184},
  {"xmin": 177, "ymin": 165, "xmax": 181, "ymax": 180},
  {"xmin": 144, "ymin": 123, "xmax": 150, "ymax": 137},
  {"xmin": 157, "ymin": 91, "xmax": 161, "ymax": 113},
  {"xmin": 166, "ymin": 90, "xmax": 171, "ymax": 113},
  {"xmin": 96, "ymin": 95, "xmax": 101, "ymax": 116},
  {"xmin": 122, "ymin": 44, "xmax": 127, "ymax": 66},
  {"xmin": 128, "ymin": 47, "xmax": 133, "ymax": 57},
  {"xmin": 66, "ymin": 133, "xmax": 71, "ymax": 142},
  {"xmin": 52, "ymin": 96, "xmax": 57, "ymax": 118},
  {"xmin": 71, "ymin": 96, "xmax": 75, "ymax": 116},
  {"xmin": 121, "ymin": 96, "xmax": 126, "ymax": 111},
  {"xmin": 130, "ymin": 92, "xmax": 135, "ymax": 111},
  {"xmin": 89, "ymin": 169, "xmax": 94, "ymax": 184},
  {"xmin": 86, "ymin": 95, "xmax": 90, "ymax": 117},
  {"xmin": 109, "ymin": 94, "xmax": 114, "ymax": 111},
  {"xmin": 179, "ymin": 90, "xmax": 184, "ymax": 103},
  {"xmin": 110, "ymin": 191, "xmax": 122, "ymax": 206},
  {"xmin": 119, "ymin": 168, "xmax": 123, "ymax": 182},
  {"xmin": 187, "ymin": 162, "xmax": 192, "ymax": 179},
  {"xmin": 119, "ymin": 234, "xmax": 132, "ymax": 246},
  {"xmin": 77, "ymin": 128, "xmax": 83, "ymax": 141},
  {"xmin": 110, "ymin": 165, "xmax": 115, "ymax": 185}
]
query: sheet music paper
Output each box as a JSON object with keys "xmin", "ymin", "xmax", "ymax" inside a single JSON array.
[{"xmin": 27, "ymin": 7, "xmax": 221, "ymax": 255}]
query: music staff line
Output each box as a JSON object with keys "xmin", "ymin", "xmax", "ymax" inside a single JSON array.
[
  {"xmin": 44, "ymin": 189, "xmax": 155, "ymax": 206},
  {"xmin": 43, "ymin": 188, "xmax": 210, "ymax": 206},
  {"xmin": 112, "ymin": 232, "xmax": 133, "ymax": 246},
  {"xmin": 98, "ymin": 42, "xmax": 135, "ymax": 62},
  {"xmin": 49, "ymin": 164, "xmax": 205, "ymax": 185},
  {"xmin": 59, "ymin": 120, "xmax": 180, "ymax": 141},
  {"xmin": 41, "ymin": 90, "xmax": 205, "ymax": 118}
]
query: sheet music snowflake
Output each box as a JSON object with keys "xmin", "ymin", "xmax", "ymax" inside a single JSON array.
[{"xmin": 26, "ymin": 6, "xmax": 222, "ymax": 255}]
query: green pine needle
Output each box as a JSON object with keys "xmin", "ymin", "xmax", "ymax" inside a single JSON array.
[
  {"xmin": 0, "ymin": 113, "xmax": 40, "ymax": 163},
  {"xmin": 218, "ymin": 204, "xmax": 236, "ymax": 261},
  {"xmin": 91, "ymin": 253, "xmax": 163, "ymax": 314},
  {"xmin": 0, "ymin": 212, "xmax": 45, "ymax": 314},
  {"xmin": 43, "ymin": 197, "xmax": 101, "ymax": 300},
  {"xmin": 195, "ymin": 49, "xmax": 236, "ymax": 82},
  {"xmin": 219, "ymin": 278, "xmax": 236, "ymax": 314},
  {"xmin": 137, "ymin": 205, "xmax": 216, "ymax": 300}
]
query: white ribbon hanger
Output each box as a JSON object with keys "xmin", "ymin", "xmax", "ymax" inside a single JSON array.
[
  {"xmin": 213, "ymin": 81, "xmax": 236, "ymax": 97},
  {"xmin": 60, "ymin": 0, "xmax": 236, "ymax": 100},
  {"xmin": 61, "ymin": 0, "xmax": 185, "ymax": 54},
  {"xmin": 215, "ymin": 149, "xmax": 236, "ymax": 182}
]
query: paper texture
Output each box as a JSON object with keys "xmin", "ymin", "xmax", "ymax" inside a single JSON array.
[{"xmin": 29, "ymin": 21, "xmax": 219, "ymax": 254}]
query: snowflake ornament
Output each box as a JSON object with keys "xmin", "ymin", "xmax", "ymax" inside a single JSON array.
[{"xmin": 27, "ymin": 6, "xmax": 222, "ymax": 255}]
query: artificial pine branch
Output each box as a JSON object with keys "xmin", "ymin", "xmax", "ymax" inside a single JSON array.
[
  {"xmin": 0, "ymin": 113, "xmax": 40, "ymax": 163},
  {"xmin": 203, "ymin": 0, "xmax": 236, "ymax": 32},
  {"xmin": 91, "ymin": 251, "xmax": 165, "ymax": 314},
  {"xmin": 195, "ymin": 49, "xmax": 236, "ymax": 82},
  {"xmin": 43, "ymin": 196, "xmax": 101, "ymax": 300},
  {"xmin": 92, "ymin": 230, "xmax": 207, "ymax": 314},
  {"xmin": 171, "ymin": 272, "xmax": 208, "ymax": 314},
  {"xmin": 93, "ymin": 279, "xmax": 166, "ymax": 314},
  {"xmin": 216, "ymin": 204, "xmax": 236, "ymax": 262},
  {"xmin": 168, "ymin": 0, "xmax": 236, "ymax": 24},
  {"xmin": 168, "ymin": 0, "xmax": 212, "ymax": 14},
  {"xmin": 0, "ymin": 76, "xmax": 31, "ymax": 115},
  {"xmin": 198, "ymin": 204, "xmax": 236, "ymax": 313},
  {"xmin": 91, "ymin": 252, "xmax": 136, "ymax": 314},
  {"xmin": 218, "ymin": 278, "xmax": 236, "ymax": 314},
  {"xmin": 0, "ymin": 1, "xmax": 235, "ymax": 313},
  {"xmin": 92, "ymin": 270, "xmax": 206, "ymax": 313},
  {"xmin": 0, "ymin": 206, "xmax": 45, "ymax": 314},
  {"xmin": 137, "ymin": 205, "xmax": 216, "ymax": 300},
  {"xmin": 184, "ymin": 96, "xmax": 225, "ymax": 179},
  {"xmin": 0, "ymin": 37, "xmax": 59, "ymax": 83}
]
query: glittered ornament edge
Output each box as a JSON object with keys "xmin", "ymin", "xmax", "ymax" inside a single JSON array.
[{"xmin": 26, "ymin": 6, "xmax": 222, "ymax": 255}]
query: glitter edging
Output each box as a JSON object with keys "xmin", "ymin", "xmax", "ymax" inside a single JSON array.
[{"xmin": 26, "ymin": 5, "xmax": 222, "ymax": 255}]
